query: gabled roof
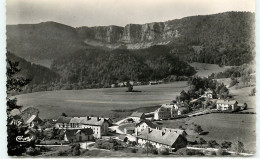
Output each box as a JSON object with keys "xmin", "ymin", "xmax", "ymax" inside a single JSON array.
[
  {"xmin": 56, "ymin": 116, "xmax": 72, "ymax": 123},
  {"xmin": 161, "ymin": 127, "xmax": 186, "ymax": 135},
  {"xmin": 65, "ymin": 128, "xmax": 93, "ymax": 140},
  {"xmin": 137, "ymin": 128, "xmax": 182, "ymax": 146},
  {"xmin": 136, "ymin": 120, "xmax": 157, "ymax": 129},
  {"xmin": 130, "ymin": 112, "xmax": 144, "ymax": 118},
  {"xmin": 71, "ymin": 116, "xmax": 107, "ymax": 126},
  {"xmin": 216, "ymin": 100, "xmax": 237, "ymax": 105}
]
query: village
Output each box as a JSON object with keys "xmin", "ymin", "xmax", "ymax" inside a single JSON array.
[{"xmin": 8, "ymin": 76, "xmax": 253, "ymax": 157}]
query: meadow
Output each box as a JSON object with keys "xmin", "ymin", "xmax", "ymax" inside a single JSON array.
[
  {"xmin": 159, "ymin": 113, "xmax": 256, "ymax": 153},
  {"xmin": 15, "ymin": 81, "xmax": 188, "ymax": 119}
]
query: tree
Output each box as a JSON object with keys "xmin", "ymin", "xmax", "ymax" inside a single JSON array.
[
  {"xmin": 71, "ymin": 144, "xmax": 80, "ymax": 156},
  {"xmin": 198, "ymin": 138, "xmax": 207, "ymax": 145},
  {"xmin": 208, "ymin": 140, "xmax": 219, "ymax": 148},
  {"xmin": 7, "ymin": 59, "xmax": 32, "ymax": 156},
  {"xmin": 243, "ymin": 103, "xmax": 248, "ymax": 110},
  {"xmin": 61, "ymin": 112, "xmax": 67, "ymax": 117},
  {"xmin": 127, "ymin": 81, "xmax": 133, "ymax": 92},
  {"xmin": 221, "ymin": 141, "xmax": 232, "ymax": 150},
  {"xmin": 231, "ymin": 140, "xmax": 245, "ymax": 154}
]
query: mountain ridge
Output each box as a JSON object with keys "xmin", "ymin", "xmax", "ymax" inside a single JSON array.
[{"xmin": 7, "ymin": 11, "xmax": 255, "ymax": 67}]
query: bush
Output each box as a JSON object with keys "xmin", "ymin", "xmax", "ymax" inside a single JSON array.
[
  {"xmin": 158, "ymin": 146, "xmax": 170, "ymax": 155},
  {"xmin": 208, "ymin": 140, "xmax": 219, "ymax": 148},
  {"xmin": 186, "ymin": 149, "xmax": 204, "ymax": 156},
  {"xmin": 209, "ymin": 151, "xmax": 216, "ymax": 155},
  {"xmin": 26, "ymin": 147, "xmax": 41, "ymax": 156},
  {"xmin": 71, "ymin": 144, "xmax": 80, "ymax": 156}
]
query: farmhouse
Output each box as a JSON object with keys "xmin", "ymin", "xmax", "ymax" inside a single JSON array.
[
  {"xmin": 124, "ymin": 127, "xmax": 135, "ymax": 135},
  {"xmin": 55, "ymin": 116, "xmax": 110, "ymax": 138},
  {"xmin": 149, "ymin": 81, "xmax": 158, "ymax": 85},
  {"xmin": 130, "ymin": 112, "xmax": 145, "ymax": 122},
  {"xmin": 64, "ymin": 128, "xmax": 94, "ymax": 143},
  {"xmin": 154, "ymin": 103, "xmax": 178, "ymax": 120},
  {"xmin": 177, "ymin": 107, "xmax": 189, "ymax": 115},
  {"xmin": 201, "ymin": 89, "xmax": 215, "ymax": 99},
  {"xmin": 137, "ymin": 128, "xmax": 187, "ymax": 152},
  {"xmin": 135, "ymin": 120, "xmax": 157, "ymax": 136},
  {"xmin": 216, "ymin": 99, "xmax": 238, "ymax": 111}
]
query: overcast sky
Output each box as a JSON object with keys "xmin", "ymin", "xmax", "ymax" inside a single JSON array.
[{"xmin": 6, "ymin": 0, "xmax": 255, "ymax": 27}]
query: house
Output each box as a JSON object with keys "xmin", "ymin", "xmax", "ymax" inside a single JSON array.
[
  {"xmin": 135, "ymin": 120, "xmax": 157, "ymax": 136},
  {"xmin": 9, "ymin": 115, "xmax": 23, "ymax": 126},
  {"xmin": 154, "ymin": 103, "xmax": 178, "ymax": 120},
  {"xmin": 216, "ymin": 100, "xmax": 238, "ymax": 111},
  {"xmin": 137, "ymin": 128, "xmax": 187, "ymax": 152},
  {"xmin": 201, "ymin": 89, "xmax": 214, "ymax": 99},
  {"xmin": 55, "ymin": 116, "xmax": 110, "ymax": 138},
  {"xmin": 64, "ymin": 128, "xmax": 94, "ymax": 143},
  {"xmin": 124, "ymin": 127, "xmax": 135, "ymax": 135},
  {"xmin": 26, "ymin": 114, "xmax": 43, "ymax": 128},
  {"xmin": 130, "ymin": 112, "xmax": 145, "ymax": 122},
  {"xmin": 149, "ymin": 81, "xmax": 158, "ymax": 85},
  {"xmin": 55, "ymin": 116, "xmax": 73, "ymax": 129},
  {"xmin": 177, "ymin": 107, "xmax": 189, "ymax": 115}
]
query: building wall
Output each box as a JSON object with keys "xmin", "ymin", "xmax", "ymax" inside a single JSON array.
[
  {"xmin": 135, "ymin": 122, "xmax": 149, "ymax": 136},
  {"xmin": 55, "ymin": 121, "xmax": 109, "ymax": 138},
  {"xmin": 137, "ymin": 138, "xmax": 170, "ymax": 149},
  {"xmin": 81, "ymin": 125, "xmax": 102, "ymax": 138}
]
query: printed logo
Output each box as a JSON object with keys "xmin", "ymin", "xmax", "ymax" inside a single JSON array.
[{"xmin": 16, "ymin": 136, "xmax": 33, "ymax": 142}]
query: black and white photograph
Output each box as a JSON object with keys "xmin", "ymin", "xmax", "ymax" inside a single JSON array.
[{"xmin": 4, "ymin": 0, "xmax": 256, "ymax": 157}]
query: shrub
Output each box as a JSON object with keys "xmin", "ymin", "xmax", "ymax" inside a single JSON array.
[
  {"xmin": 208, "ymin": 140, "xmax": 219, "ymax": 148},
  {"xmin": 26, "ymin": 147, "xmax": 41, "ymax": 156},
  {"xmin": 158, "ymin": 146, "xmax": 170, "ymax": 155},
  {"xmin": 70, "ymin": 144, "xmax": 80, "ymax": 156}
]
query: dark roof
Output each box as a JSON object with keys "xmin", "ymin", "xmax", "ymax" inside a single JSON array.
[
  {"xmin": 138, "ymin": 128, "xmax": 181, "ymax": 146},
  {"xmin": 56, "ymin": 116, "xmax": 72, "ymax": 123},
  {"xmin": 65, "ymin": 128, "xmax": 93, "ymax": 140},
  {"xmin": 136, "ymin": 120, "xmax": 157, "ymax": 129},
  {"xmin": 161, "ymin": 127, "xmax": 186, "ymax": 135},
  {"xmin": 71, "ymin": 116, "xmax": 107, "ymax": 126},
  {"xmin": 130, "ymin": 112, "xmax": 144, "ymax": 118}
]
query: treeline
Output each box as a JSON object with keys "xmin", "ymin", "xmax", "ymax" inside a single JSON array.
[{"xmin": 209, "ymin": 62, "xmax": 255, "ymax": 79}]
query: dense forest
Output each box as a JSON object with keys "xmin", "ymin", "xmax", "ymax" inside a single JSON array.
[{"xmin": 51, "ymin": 45, "xmax": 196, "ymax": 87}]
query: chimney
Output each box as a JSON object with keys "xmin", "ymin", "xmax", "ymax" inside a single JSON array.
[
  {"xmin": 86, "ymin": 116, "xmax": 90, "ymax": 120},
  {"xmin": 148, "ymin": 127, "xmax": 151, "ymax": 133},
  {"xmin": 161, "ymin": 131, "xmax": 165, "ymax": 136},
  {"xmin": 97, "ymin": 116, "xmax": 100, "ymax": 121}
]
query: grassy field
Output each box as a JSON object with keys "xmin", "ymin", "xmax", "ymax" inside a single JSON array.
[
  {"xmin": 15, "ymin": 81, "xmax": 188, "ymax": 119},
  {"xmin": 190, "ymin": 62, "xmax": 231, "ymax": 77},
  {"xmin": 229, "ymin": 86, "xmax": 256, "ymax": 112},
  {"xmin": 159, "ymin": 113, "xmax": 256, "ymax": 153}
]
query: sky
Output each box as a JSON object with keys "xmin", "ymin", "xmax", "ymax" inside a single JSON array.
[{"xmin": 6, "ymin": 0, "xmax": 255, "ymax": 27}]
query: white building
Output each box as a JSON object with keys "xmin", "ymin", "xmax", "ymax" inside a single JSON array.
[
  {"xmin": 137, "ymin": 128, "xmax": 187, "ymax": 152},
  {"xmin": 135, "ymin": 120, "xmax": 157, "ymax": 136},
  {"xmin": 216, "ymin": 100, "xmax": 238, "ymax": 111},
  {"xmin": 55, "ymin": 116, "xmax": 110, "ymax": 138},
  {"xmin": 154, "ymin": 104, "xmax": 178, "ymax": 120}
]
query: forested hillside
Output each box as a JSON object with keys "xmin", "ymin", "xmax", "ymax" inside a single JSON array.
[
  {"xmin": 7, "ymin": 52, "xmax": 60, "ymax": 94},
  {"xmin": 51, "ymin": 45, "xmax": 196, "ymax": 87}
]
